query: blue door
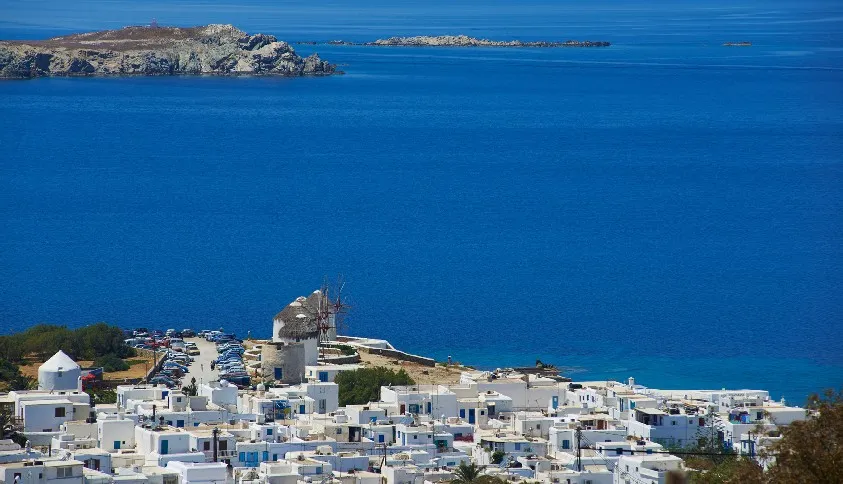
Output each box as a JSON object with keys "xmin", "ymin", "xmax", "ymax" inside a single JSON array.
[
  {"xmin": 299, "ymin": 404, "xmax": 306, "ymax": 414},
  {"xmin": 176, "ymin": 420, "xmax": 185, "ymax": 428},
  {"xmin": 427, "ymin": 402, "xmax": 432, "ymax": 414},
  {"xmin": 552, "ymin": 396, "xmax": 559, "ymax": 409},
  {"xmin": 468, "ymin": 409, "xmax": 475, "ymax": 424},
  {"xmin": 318, "ymin": 371, "xmax": 328, "ymax": 382},
  {"xmin": 160, "ymin": 440, "xmax": 169, "ymax": 454},
  {"xmin": 379, "ymin": 434, "xmax": 384, "ymax": 443},
  {"xmin": 460, "ymin": 409, "xmax": 465, "ymax": 418},
  {"xmin": 275, "ymin": 368, "xmax": 283, "ymax": 379},
  {"xmin": 114, "ymin": 441, "xmax": 121, "ymax": 450}
]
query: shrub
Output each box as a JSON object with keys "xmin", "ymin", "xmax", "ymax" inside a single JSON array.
[
  {"xmin": 335, "ymin": 367, "xmax": 415, "ymax": 406},
  {"xmin": 93, "ymin": 353, "xmax": 129, "ymax": 372},
  {"xmin": 335, "ymin": 344, "xmax": 356, "ymax": 356}
]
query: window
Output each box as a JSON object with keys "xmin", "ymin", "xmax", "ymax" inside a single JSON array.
[
  {"xmin": 55, "ymin": 407, "xmax": 66, "ymax": 417},
  {"xmin": 267, "ymin": 428, "xmax": 273, "ymax": 435},
  {"xmin": 336, "ymin": 428, "xmax": 342, "ymax": 435},
  {"xmin": 204, "ymin": 442, "xmax": 211, "ymax": 451},
  {"xmin": 617, "ymin": 448, "xmax": 623, "ymax": 456},
  {"xmin": 672, "ymin": 421, "xmax": 676, "ymax": 425},
  {"xmin": 176, "ymin": 397, "xmax": 182, "ymax": 403},
  {"xmin": 57, "ymin": 466, "xmax": 73, "ymax": 478},
  {"xmin": 239, "ymin": 452, "xmax": 246, "ymax": 461},
  {"xmin": 562, "ymin": 439, "xmax": 570, "ymax": 450},
  {"xmin": 514, "ymin": 443, "xmax": 521, "ymax": 450},
  {"xmin": 219, "ymin": 441, "xmax": 228, "ymax": 451}
]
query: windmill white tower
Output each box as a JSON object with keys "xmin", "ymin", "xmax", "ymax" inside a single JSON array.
[{"xmin": 38, "ymin": 350, "xmax": 82, "ymax": 391}]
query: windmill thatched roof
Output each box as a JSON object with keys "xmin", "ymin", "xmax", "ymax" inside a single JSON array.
[{"xmin": 274, "ymin": 296, "xmax": 320, "ymax": 339}]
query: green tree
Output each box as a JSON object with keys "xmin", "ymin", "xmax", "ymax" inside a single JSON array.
[
  {"xmin": 764, "ymin": 388, "xmax": 843, "ymax": 483},
  {"xmin": 491, "ymin": 450, "xmax": 505, "ymax": 464},
  {"xmin": 182, "ymin": 377, "xmax": 198, "ymax": 397},
  {"xmin": 334, "ymin": 367, "xmax": 415, "ymax": 406}
]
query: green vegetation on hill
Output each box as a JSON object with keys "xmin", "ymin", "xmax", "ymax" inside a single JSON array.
[
  {"xmin": 92, "ymin": 353, "xmax": 130, "ymax": 372},
  {"xmin": 686, "ymin": 388, "xmax": 843, "ymax": 483},
  {"xmin": 334, "ymin": 367, "xmax": 415, "ymax": 406},
  {"xmin": 0, "ymin": 322, "xmax": 134, "ymax": 363},
  {"xmin": 0, "ymin": 359, "xmax": 35, "ymax": 391}
]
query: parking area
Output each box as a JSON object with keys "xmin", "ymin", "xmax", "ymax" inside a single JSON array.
[{"xmin": 181, "ymin": 337, "xmax": 219, "ymax": 386}]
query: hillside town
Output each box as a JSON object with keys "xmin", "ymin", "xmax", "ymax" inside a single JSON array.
[{"xmin": 0, "ymin": 290, "xmax": 812, "ymax": 484}]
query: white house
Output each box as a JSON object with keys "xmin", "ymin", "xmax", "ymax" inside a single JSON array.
[
  {"xmin": 165, "ymin": 461, "xmax": 228, "ymax": 484},
  {"xmin": 613, "ymin": 454, "xmax": 683, "ymax": 484},
  {"xmin": 38, "ymin": 351, "xmax": 81, "ymax": 392}
]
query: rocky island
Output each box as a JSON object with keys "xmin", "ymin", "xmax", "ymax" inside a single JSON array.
[
  {"xmin": 298, "ymin": 35, "xmax": 610, "ymax": 48},
  {"xmin": 0, "ymin": 24, "xmax": 337, "ymax": 79}
]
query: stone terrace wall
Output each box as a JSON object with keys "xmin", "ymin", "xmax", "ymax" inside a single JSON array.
[{"xmin": 355, "ymin": 346, "xmax": 436, "ymax": 367}]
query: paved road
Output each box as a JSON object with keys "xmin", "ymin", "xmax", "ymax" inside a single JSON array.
[{"xmin": 182, "ymin": 337, "xmax": 219, "ymax": 386}]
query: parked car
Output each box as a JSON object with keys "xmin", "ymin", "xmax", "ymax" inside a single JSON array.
[{"xmin": 149, "ymin": 376, "xmax": 178, "ymax": 387}]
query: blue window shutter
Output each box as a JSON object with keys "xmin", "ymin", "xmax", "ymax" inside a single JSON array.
[
  {"xmin": 239, "ymin": 452, "xmax": 246, "ymax": 461},
  {"xmin": 263, "ymin": 451, "xmax": 269, "ymax": 461}
]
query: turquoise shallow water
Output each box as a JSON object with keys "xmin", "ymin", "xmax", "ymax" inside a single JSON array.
[{"xmin": 1, "ymin": 0, "xmax": 842, "ymax": 404}]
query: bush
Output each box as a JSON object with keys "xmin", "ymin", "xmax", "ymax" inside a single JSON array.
[
  {"xmin": 85, "ymin": 388, "xmax": 117, "ymax": 405},
  {"xmin": 0, "ymin": 322, "xmax": 133, "ymax": 363},
  {"xmin": 335, "ymin": 344, "xmax": 356, "ymax": 356},
  {"xmin": 335, "ymin": 367, "xmax": 415, "ymax": 406},
  {"xmin": 93, "ymin": 353, "xmax": 129, "ymax": 372},
  {"xmin": 491, "ymin": 450, "xmax": 505, "ymax": 464}
]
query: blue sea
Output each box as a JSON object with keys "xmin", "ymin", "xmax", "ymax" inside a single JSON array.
[{"xmin": 1, "ymin": 0, "xmax": 842, "ymax": 405}]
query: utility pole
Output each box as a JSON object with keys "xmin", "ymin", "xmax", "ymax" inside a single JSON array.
[
  {"xmin": 212, "ymin": 427, "xmax": 219, "ymax": 462},
  {"xmin": 575, "ymin": 426, "xmax": 582, "ymax": 472}
]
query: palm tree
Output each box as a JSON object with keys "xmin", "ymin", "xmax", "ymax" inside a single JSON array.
[{"xmin": 452, "ymin": 462, "xmax": 482, "ymax": 484}]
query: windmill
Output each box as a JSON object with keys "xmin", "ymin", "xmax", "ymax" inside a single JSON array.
[{"xmin": 312, "ymin": 276, "xmax": 350, "ymax": 354}]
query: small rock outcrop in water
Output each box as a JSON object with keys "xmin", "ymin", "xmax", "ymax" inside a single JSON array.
[
  {"xmin": 0, "ymin": 24, "xmax": 337, "ymax": 79},
  {"xmin": 366, "ymin": 35, "xmax": 610, "ymax": 47}
]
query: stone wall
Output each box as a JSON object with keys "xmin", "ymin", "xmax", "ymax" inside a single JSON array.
[
  {"xmin": 261, "ymin": 342, "xmax": 306, "ymax": 383},
  {"xmin": 355, "ymin": 346, "xmax": 436, "ymax": 367}
]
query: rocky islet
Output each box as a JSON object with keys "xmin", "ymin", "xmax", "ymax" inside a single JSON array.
[{"xmin": 0, "ymin": 24, "xmax": 337, "ymax": 79}]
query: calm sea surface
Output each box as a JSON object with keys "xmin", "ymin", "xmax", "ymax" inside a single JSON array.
[{"xmin": 1, "ymin": 0, "xmax": 842, "ymax": 404}]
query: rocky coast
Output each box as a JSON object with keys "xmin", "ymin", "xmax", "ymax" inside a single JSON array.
[
  {"xmin": 0, "ymin": 24, "xmax": 337, "ymax": 79},
  {"xmin": 298, "ymin": 34, "xmax": 610, "ymax": 47}
]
